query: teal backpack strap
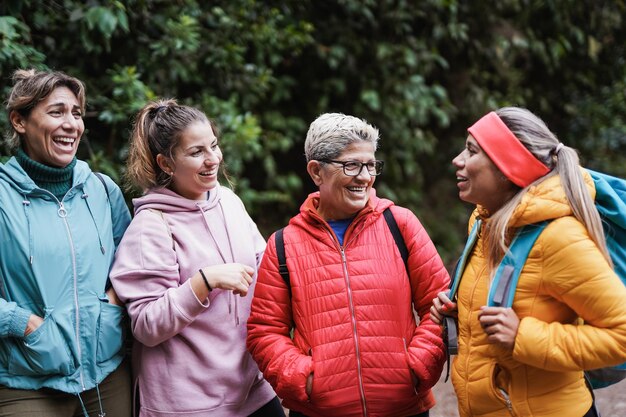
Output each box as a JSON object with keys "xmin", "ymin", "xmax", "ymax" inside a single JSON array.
[
  {"xmin": 448, "ymin": 219, "xmax": 482, "ymax": 300},
  {"xmin": 487, "ymin": 222, "xmax": 548, "ymax": 308},
  {"xmin": 444, "ymin": 218, "xmax": 481, "ymax": 380}
]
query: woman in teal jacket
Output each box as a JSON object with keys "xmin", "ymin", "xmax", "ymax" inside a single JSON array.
[{"xmin": 0, "ymin": 69, "xmax": 132, "ymax": 416}]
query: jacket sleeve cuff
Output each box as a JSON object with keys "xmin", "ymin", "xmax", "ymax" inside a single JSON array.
[
  {"xmin": 171, "ymin": 280, "xmax": 210, "ymax": 319},
  {"xmin": 513, "ymin": 317, "xmax": 547, "ymax": 367},
  {"xmin": 8, "ymin": 305, "xmax": 31, "ymax": 338}
]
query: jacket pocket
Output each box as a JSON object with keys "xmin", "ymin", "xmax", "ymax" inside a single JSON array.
[
  {"xmin": 490, "ymin": 363, "xmax": 517, "ymax": 416},
  {"xmin": 8, "ymin": 316, "xmax": 75, "ymax": 376},
  {"xmin": 96, "ymin": 300, "xmax": 125, "ymax": 364},
  {"xmin": 403, "ymin": 337, "xmax": 419, "ymax": 394}
]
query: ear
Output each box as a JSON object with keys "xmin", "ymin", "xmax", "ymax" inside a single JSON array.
[
  {"xmin": 307, "ymin": 160, "xmax": 324, "ymax": 186},
  {"xmin": 9, "ymin": 111, "xmax": 26, "ymax": 134},
  {"xmin": 156, "ymin": 153, "xmax": 174, "ymax": 175}
]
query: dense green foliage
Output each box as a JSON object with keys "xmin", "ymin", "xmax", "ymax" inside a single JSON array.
[{"xmin": 2, "ymin": 1, "xmax": 625, "ymax": 263}]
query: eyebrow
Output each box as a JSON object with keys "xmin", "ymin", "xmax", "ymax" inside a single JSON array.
[
  {"xmin": 466, "ymin": 139, "xmax": 479, "ymax": 148},
  {"xmin": 46, "ymin": 102, "xmax": 81, "ymax": 110}
]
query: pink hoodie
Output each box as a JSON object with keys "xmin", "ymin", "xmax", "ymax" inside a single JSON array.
[{"xmin": 110, "ymin": 186, "xmax": 275, "ymax": 416}]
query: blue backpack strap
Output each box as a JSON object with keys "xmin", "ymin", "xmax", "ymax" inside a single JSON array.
[
  {"xmin": 487, "ymin": 222, "xmax": 548, "ymax": 308},
  {"xmin": 444, "ymin": 218, "xmax": 481, "ymax": 380},
  {"xmin": 448, "ymin": 219, "xmax": 482, "ymax": 300}
]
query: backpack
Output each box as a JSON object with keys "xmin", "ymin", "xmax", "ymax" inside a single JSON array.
[
  {"xmin": 274, "ymin": 207, "xmax": 409, "ymax": 300},
  {"xmin": 446, "ymin": 169, "xmax": 626, "ymax": 390}
]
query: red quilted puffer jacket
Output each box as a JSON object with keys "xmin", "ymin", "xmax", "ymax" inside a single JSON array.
[{"xmin": 247, "ymin": 191, "xmax": 449, "ymax": 417}]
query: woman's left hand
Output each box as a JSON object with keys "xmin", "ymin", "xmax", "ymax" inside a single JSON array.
[
  {"xmin": 478, "ymin": 306, "xmax": 520, "ymax": 351},
  {"xmin": 106, "ymin": 287, "xmax": 124, "ymax": 307}
]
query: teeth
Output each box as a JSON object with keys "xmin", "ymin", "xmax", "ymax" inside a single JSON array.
[
  {"xmin": 347, "ymin": 187, "xmax": 365, "ymax": 192},
  {"xmin": 54, "ymin": 137, "xmax": 75, "ymax": 143}
]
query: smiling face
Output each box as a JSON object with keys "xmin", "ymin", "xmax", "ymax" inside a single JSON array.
[
  {"xmin": 452, "ymin": 135, "xmax": 518, "ymax": 214},
  {"xmin": 159, "ymin": 121, "xmax": 222, "ymax": 200},
  {"xmin": 10, "ymin": 86, "xmax": 84, "ymax": 167},
  {"xmin": 308, "ymin": 141, "xmax": 377, "ymax": 221}
]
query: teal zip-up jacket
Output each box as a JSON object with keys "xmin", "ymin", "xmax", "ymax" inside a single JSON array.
[{"xmin": 0, "ymin": 157, "xmax": 131, "ymax": 393}]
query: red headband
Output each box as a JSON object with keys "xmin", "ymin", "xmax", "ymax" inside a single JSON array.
[{"xmin": 468, "ymin": 112, "xmax": 550, "ymax": 187}]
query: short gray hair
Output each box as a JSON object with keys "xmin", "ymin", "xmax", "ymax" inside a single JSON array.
[{"xmin": 304, "ymin": 112, "xmax": 380, "ymax": 161}]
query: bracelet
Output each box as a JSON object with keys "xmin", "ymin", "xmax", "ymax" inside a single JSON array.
[{"xmin": 198, "ymin": 269, "xmax": 212, "ymax": 292}]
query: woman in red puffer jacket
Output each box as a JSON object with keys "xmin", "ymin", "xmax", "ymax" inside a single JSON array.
[{"xmin": 247, "ymin": 112, "xmax": 449, "ymax": 417}]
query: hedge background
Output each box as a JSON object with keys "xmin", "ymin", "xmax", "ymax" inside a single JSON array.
[{"xmin": 2, "ymin": 0, "xmax": 625, "ymax": 264}]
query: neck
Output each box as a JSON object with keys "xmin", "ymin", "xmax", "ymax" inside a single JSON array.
[{"xmin": 16, "ymin": 148, "xmax": 77, "ymax": 198}]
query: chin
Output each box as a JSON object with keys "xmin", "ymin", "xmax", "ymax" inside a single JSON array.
[{"xmin": 50, "ymin": 159, "xmax": 74, "ymax": 168}]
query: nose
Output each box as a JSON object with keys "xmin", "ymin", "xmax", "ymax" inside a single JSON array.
[
  {"xmin": 452, "ymin": 150, "xmax": 466, "ymax": 168},
  {"xmin": 62, "ymin": 114, "xmax": 79, "ymax": 131},
  {"xmin": 203, "ymin": 150, "xmax": 220, "ymax": 164},
  {"xmin": 355, "ymin": 164, "xmax": 373, "ymax": 180}
]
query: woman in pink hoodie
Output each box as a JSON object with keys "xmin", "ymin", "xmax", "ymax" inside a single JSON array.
[{"xmin": 110, "ymin": 99, "xmax": 283, "ymax": 417}]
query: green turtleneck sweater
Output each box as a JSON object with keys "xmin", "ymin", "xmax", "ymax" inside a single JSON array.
[{"xmin": 16, "ymin": 148, "xmax": 77, "ymax": 198}]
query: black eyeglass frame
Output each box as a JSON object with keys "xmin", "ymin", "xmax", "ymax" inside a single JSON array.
[{"xmin": 319, "ymin": 159, "xmax": 385, "ymax": 177}]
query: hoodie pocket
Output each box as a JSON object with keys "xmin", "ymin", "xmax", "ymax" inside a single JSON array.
[
  {"xmin": 96, "ymin": 300, "xmax": 125, "ymax": 364},
  {"xmin": 8, "ymin": 316, "xmax": 76, "ymax": 377}
]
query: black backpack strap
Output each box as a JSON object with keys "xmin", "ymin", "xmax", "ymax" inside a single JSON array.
[
  {"xmin": 274, "ymin": 227, "xmax": 292, "ymax": 298},
  {"xmin": 94, "ymin": 172, "xmax": 110, "ymax": 201},
  {"xmin": 383, "ymin": 207, "xmax": 409, "ymax": 276},
  {"xmin": 94, "ymin": 172, "xmax": 112, "ymax": 290}
]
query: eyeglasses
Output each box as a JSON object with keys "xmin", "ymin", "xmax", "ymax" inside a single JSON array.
[{"xmin": 319, "ymin": 159, "xmax": 384, "ymax": 177}]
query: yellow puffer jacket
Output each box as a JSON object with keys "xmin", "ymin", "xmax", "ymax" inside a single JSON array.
[{"xmin": 452, "ymin": 173, "xmax": 626, "ymax": 417}]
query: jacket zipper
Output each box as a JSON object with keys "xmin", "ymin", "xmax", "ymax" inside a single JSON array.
[
  {"xmin": 318, "ymin": 216, "xmax": 370, "ymax": 415},
  {"xmin": 463, "ymin": 263, "xmax": 487, "ymax": 416},
  {"xmin": 54, "ymin": 193, "xmax": 85, "ymax": 390},
  {"xmin": 340, "ymin": 247, "xmax": 368, "ymax": 417},
  {"xmin": 498, "ymin": 388, "xmax": 516, "ymax": 416}
]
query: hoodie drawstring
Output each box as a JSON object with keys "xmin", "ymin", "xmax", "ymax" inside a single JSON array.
[
  {"xmin": 76, "ymin": 391, "xmax": 89, "ymax": 417},
  {"xmin": 21, "ymin": 196, "xmax": 34, "ymax": 264},
  {"xmin": 199, "ymin": 202, "xmax": 241, "ymax": 325},
  {"xmin": 75, "ymin": 384, "xmax": 106, "ymax": 417},
  {"xmin": 81, "ymin": 192, "xmax": 106, "ymax": 254},
  {"xmin": 95, "ymin": 383, "xmax": 106, "ymax": 417}
]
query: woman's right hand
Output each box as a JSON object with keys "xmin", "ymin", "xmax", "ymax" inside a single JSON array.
[
  {"xmin": 24, "ymin": 314, "xmax": 44, "ymax": 336},
  {"xmin": 306, "ymin": 373, "xmax": 314, "ymax": 396},
  {"xmin": 430, "ymin": 291, "xmax": 458, "ymax": 325},
  {"xmin": 200, "ymin": 263, "xmax": 255, "ymax": 297}
]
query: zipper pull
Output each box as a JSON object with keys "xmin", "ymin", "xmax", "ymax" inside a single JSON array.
[{"xmin": 57, "ymin": 202, "xmax": 68, "ymax": 218}]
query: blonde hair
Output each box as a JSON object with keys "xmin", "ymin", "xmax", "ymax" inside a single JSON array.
[
  {"xmin": 125, "ymin": 99, "xmax": 218, "ymax": 191},
  {"xmin": 304, "ymin": 112, "xmax": 380, "ymax": 162},
  {"xmin": 483, "ymin": 107, "xmax": 611, "ymax": 272},
  {"xmin": 5, "ymin": 69, "xmax": 86, "ymax": 151}
]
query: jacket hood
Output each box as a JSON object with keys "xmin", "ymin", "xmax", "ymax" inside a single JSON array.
[
  {"xmin": 473, "ymin": 169, "xmax": 596, "ymax": 228},
  {"xmin": 0, "ymin": 156, "xmax": 93, "ymax": 195},
  {"xmin": 133, "ymin": 185, "xmax": 223, "ymax": 214}
]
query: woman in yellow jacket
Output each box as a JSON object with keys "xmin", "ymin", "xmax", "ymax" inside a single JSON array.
[{"xmin": 431, "ymin": 107, "xmax": 626, "ymax": 417}]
